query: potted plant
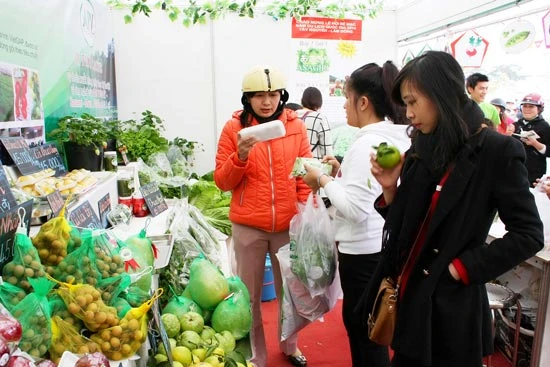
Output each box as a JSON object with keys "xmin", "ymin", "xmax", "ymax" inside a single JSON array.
[
  {"xmin": 117, "ymin": 110, "xmax": 169, "ymax": 162},
  {"xmin": 48, "ymin": 113, "xmax": 111, "ymax": 171}
]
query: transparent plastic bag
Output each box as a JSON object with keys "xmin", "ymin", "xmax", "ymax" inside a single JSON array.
[
  {"xmin": 277, "ymin": 244, "xmax": 340, "ymax": 342},
  {"xmin": 289, "ymin": 193, "xmax": 337, "ymax": 297}
]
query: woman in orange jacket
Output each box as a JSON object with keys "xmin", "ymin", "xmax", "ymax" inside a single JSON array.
[{"xmin": 214, "ymin": 66, "xmax": 312, "ymax": 367}]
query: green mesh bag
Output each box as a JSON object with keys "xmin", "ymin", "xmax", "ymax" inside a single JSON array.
[
  {"xmin": 52, "ymin": 229, "xmax": 101, "ymax": 286},
  {"xmin": 0, "ymin": 281, "xmax": 26, "ymax": 311},
  {"xmin": 97, "ymin": 273, "xmax": 132, "ymax": 306},
  {"xmin": 10, "ymin": 277, "xmax": 55, "ymax": 358},
  {"xmin": 2, "ymin": 232, "xmax": 46, "ymax": 293},
  {"xmin": 48, "ymin": 293, "xmax": 83, "ymax": 329}
]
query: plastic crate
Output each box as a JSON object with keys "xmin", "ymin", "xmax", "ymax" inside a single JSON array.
[{"xmin": 148, "ymin": 234, "xmax": 174, "ymax": 270}]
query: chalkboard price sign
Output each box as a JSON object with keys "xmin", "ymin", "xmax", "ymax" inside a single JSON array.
[
  {"xmin": 69, "ymin": 200, "xmax": 102, "ymax": 229},
  {"xmin": 0, "ymin": 166, "xmax": 17, "ymax": 215},
  {"xmin": 46, "ymin": 190, "xmax": 65, "ymax": 217},
  {"xmin": 139, "ymin": 182, "xmax": 168, "ymax": 217},
  {"xmin": 0, "ymin": 137, "xmax": 40, "ymax": 175},
  {"xmin": 0, "ymin": 200, "xmax": 33, "ymax": 272},
  {"xmin": 98, "ymin": 193, "xmax": 111, "ymax": 229},
  {"xmin": 31, "ymin": 143, "xmax": 66, "ymax": 176}
]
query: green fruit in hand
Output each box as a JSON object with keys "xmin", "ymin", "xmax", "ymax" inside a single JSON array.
[{"xmin": 374, "ymin": 142, "xmax": 401, "ymax": 168}]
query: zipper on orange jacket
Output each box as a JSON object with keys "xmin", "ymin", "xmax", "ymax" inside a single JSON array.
[{"xmin": 268, "ymin": 143, "xmax": 276, "ymax": 232}]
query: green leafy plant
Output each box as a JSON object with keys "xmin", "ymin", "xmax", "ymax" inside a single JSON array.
[
  {"xmin": 48, "ymin": 113, "xmax": 110, "ymax": 154},
  {"xmin": 118, "ymin": 110, "xmax": 170, "ymax": 162},
  {"xmin": 106, "ymin": 0, "xmax": 385, "ymax": 27}
]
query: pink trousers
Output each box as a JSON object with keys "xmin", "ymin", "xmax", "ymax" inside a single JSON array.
[{"xmin": 231, "ymin": 223, "xmax": 298, "ymax": 367}]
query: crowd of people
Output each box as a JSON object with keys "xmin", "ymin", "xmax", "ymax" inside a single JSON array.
[{"xmin": 213, "ymin": 51, "xmax": 547, "ymax": 367}]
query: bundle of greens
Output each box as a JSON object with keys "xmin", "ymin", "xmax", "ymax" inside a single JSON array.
[
  {"xmin": 187, "ymin": 178, "xmax": 232, "ymax": 236},
  {"xmin": 159, "ymin": 200, "xmax": 223, "ymax": 298}
]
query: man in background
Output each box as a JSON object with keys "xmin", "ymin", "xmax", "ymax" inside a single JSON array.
[{"xmin": 466, "ymin": 72, "xmax": 500, "ymax": 126}]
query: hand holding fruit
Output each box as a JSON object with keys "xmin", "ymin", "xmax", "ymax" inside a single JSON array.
[{"xmin": 371, "ymin": 142, "xmax": 404, "ymax": 204}]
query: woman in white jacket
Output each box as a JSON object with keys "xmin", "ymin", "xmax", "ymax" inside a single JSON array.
[{"xmin": 304, "ymin": 61, "xmax": 411, "ymax": 367}]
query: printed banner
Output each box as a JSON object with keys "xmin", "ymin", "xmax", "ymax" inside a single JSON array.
[
  {"xmin": 289, "ymin": 16, "xmax": 364, "ymax": 127},
  {"xmin": 0, "ymin": 0, "xmax": 117, "ymax": 147}
]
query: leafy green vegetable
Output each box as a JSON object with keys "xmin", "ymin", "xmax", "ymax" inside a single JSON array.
[
  {"xmin": 187, "ymin": 179, "xmax": 232, "ymax": 235},
  {"xmin": 118, "ymin": 110, "xmax": 169, "ymax": 162}
]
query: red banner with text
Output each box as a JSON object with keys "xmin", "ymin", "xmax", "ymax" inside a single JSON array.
[{"xmin": 292, "ymin": 17, "xmax": 362, "ymax": 41}]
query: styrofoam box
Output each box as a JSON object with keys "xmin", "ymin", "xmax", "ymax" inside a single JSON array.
[
  {"xmin": 58, "ymin": 351, "xmax": 139, "ymax": 367},
  {"xmin": 238, "ymin": 120, "xmax": 285, "ymax": 141}
]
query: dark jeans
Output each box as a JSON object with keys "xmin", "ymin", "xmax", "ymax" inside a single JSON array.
[{"xmin": 338, "ymin": 251, "xmax": 390, "ymax": 367}]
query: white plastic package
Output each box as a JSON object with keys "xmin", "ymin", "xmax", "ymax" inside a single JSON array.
[{"xmin": 238, "ymin": 120, "xmax": 286, "ymax": 141}]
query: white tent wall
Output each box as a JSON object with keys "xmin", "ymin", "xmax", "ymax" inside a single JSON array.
[
  {"xmin": 112, "ymin": 11, "xmax": 216, "ymax": 175},
  {"xmin": 112, "ymin": 10, "xmax": 397, "ymax": 175},
  {"xmin": 395, "ymin": 0, "xmax": 536, "ymax": 41}
]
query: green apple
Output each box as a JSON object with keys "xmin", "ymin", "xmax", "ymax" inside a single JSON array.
[
  {"xmin": 200, "ymin": 325, "xmax": 216, "ymax": 341},
  {"xmin": 220, "ymin": 331, "xmax": 236, "ymax": 352},
  {"xmin": 180, "ymin": 311, "xmax": 205, "ymax": 334},
  {"xmin": 177, "ymin": 330, "xmax": 203, "ymax": 350}
]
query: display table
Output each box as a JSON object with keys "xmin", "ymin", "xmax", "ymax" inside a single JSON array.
[{"xmin": 487, "ymin": 221, "xmax": 550, "ymax": 367}]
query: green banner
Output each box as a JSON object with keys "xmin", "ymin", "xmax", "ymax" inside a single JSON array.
[{"xmin": 0, "ymin": 0, "xmax": 117, "ymax": 146}]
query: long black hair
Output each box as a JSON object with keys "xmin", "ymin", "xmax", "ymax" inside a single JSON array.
[
  {"xmin": 346, "ymin": 61, "xmax": 407, "ymax": 125},
  {"xmin": 391, "ymin": 51, "xmax": 472, "ymax": 173}
]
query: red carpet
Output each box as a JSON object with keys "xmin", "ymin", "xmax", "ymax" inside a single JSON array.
[{"xmin": 261, "ymin": 299, "xmax": 513, "ymax": 367}]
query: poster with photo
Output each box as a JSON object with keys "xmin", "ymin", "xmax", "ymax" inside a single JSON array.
[
  {"xmin": 288, "ymin": 16, "xmax": 365, "ymax": 128},
  {"xmin": 0, "ymin": 0, "xmax": 117, "ymax": 147}
]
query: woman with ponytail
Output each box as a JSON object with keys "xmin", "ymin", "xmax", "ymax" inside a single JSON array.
[{"xmin": 303, "ymin": 61, "xmax": 411, "ymax": 367}]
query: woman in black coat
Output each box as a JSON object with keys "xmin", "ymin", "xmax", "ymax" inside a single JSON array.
[{"xmin": 358, "ymin": 51, "xmax": 544, "ymax": 367}]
